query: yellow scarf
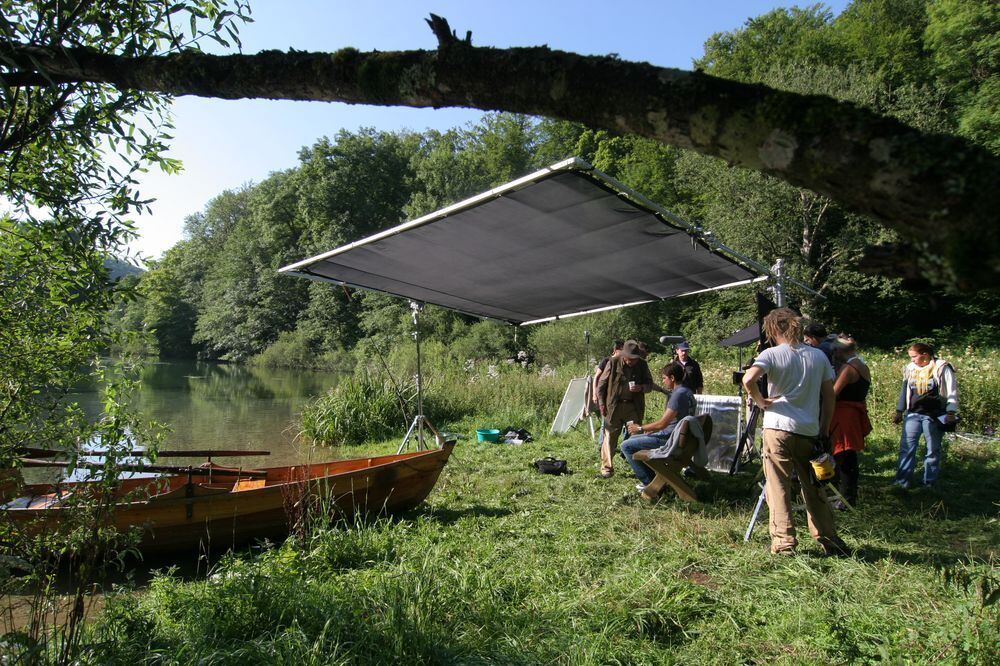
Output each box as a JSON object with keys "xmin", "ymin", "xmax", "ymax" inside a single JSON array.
[{"xmin": 911, "ymin": 362, "xmax": 936, "ymax": 396}]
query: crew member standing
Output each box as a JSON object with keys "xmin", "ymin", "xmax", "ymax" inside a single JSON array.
[
  {"xmin": 674, "ymin": 342, "xmax": 704, "ymax": 394},
  {"xmin": 588, "ymin": 340, "xmax": 624, "ymax": 417},
  {"xmin": 596, "ymin": 340, "xmax": 653, "ymax": 478},
  {"xmin": 742, "ymin": 308, "xmax": 850, "ymax": 557}
]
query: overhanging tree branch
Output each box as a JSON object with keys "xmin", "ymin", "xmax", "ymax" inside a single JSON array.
[{"xmin": 2, "ymin": 15, "xmax": 997, "ymax": 288}]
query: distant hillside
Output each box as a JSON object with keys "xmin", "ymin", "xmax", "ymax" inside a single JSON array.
[{"xmin": 105, "ymin": 257, "xmax": 144, "ymax": 281}]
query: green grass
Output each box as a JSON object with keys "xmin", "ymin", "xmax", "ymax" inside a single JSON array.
[{"xmin": 83, "ymin": 354, "xmax": 999, "ymax": 664}]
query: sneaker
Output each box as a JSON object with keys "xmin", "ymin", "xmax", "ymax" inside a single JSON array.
[
  {"xmin": 890, "ymin": 480, "xmax": 912, "ymax": 491},
  {"xmin": 635, "ymin": 482, "xmax": 647, "ymax": 492},
  {"xmin": 596, "ymin": 471, "xmax": 613, "ymax": 479},
  {"xmin": 772, "ymin": 548, "xmax": 796, "ymax": 557}
]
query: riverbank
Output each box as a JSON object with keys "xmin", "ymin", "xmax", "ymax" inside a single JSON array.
[{"xmin": 71, "ymin": 352, "xmax": 998, "ymax": 664}]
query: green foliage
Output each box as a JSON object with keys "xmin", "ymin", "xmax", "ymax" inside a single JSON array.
[
  {"xmin": 0, "ymin": 219, "xmax": 113, "ymax": 460},
  {"xmin": 251, "ymin": 328, "xmax": 356, "ymax": 372},
  {"xmin": 300, "ymin": 372, "xmax": 407, "ymax": 446},
  {"xmin": 924, "ymin": 0, "xmax": 1000, "ymax": 153},
  {"xmin": 251, "ymin": 329, "xmax": 324, "ymax": 369},
  {"xmin": 0, "ymin": 3, "xmax": 251, "ymax": 658},
  {"xmin": 110, "ymin": 3, "xmax": 1000, "ymax": 375},
  {"xmin": 448, "ymin": 320, "xmax": 518, "ymax": 362},
  {"xmin": 698, "ymin": 5, "xmax": 842, "ymax": 80}
]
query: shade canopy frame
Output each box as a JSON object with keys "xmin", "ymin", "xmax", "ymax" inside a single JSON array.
[{"xmin": 280, "ymin": 157, "xmax": 771, "ymax": 325}]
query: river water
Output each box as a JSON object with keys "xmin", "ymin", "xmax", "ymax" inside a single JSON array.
[{"xmin": 73, "ymin": 359, "xmax": 343, "ymax": 469}]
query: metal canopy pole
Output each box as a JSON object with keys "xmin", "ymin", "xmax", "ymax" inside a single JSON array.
[
  {"xmin": 398, "ymin": 301, "xmax": 442, "ymax": 453},
  {"xmin": 772, "ymin": 258, "xmax": 786, "ymax": 307}
]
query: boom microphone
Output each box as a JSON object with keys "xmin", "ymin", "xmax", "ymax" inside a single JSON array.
[{"xmin": 659, "ymin": 335, "xmax": 686, "ymax": 344}]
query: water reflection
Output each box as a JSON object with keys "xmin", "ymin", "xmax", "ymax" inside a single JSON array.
[{"xmin": 73, "ymin": 360, "xmax": 344, "ymax": 468}]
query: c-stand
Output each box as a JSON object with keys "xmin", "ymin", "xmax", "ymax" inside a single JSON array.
[
  {"xmin": 398, "ymin": 301, "xmax": 443, "ymax": 453},
  {"xmin": 729, "ymin": 400, "xmax": 762, "ymax": 475}
]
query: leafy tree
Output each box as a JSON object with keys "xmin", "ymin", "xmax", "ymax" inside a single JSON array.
[
  {"xmin": 698, "ymin": 5, "xmax": 843, "ymax": 81},
  {"xmin": 0, "ymin": 2, "xmax": 248, "ymax": 457},
  {"xmin": 194, "ymin": 170, "xmax": 308, "ymax": 360},
  {"xmin": 138, "ymin": 246, "xmax": 201, "ymax": 357},
  {"xmin": 290, "ymin": 129, "xmax": 419, "ymax": 353},
  {"xmin": 924, "ymin": 0, "xmax": 1000, "ymax": 153},
  {"xmin": 832, "ymin": 0, "xmax": 930, "ymax": 86}
]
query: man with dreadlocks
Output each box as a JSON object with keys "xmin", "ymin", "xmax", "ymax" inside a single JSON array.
[{"xmin": 742, "ymin": 308, "xmax": 850, "ymax": 557}]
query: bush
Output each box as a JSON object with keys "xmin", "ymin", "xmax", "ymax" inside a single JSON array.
[
  {"xmin": 253, "ymin": 329, "xmax": 356, "ymax": 372},
  {"xmin": 448, "ymin": 320, "xmax": 517, "ymax": 362},
  {"xmin": 300, "ymin": 372, "xmax": 408, "ymax": 446}
]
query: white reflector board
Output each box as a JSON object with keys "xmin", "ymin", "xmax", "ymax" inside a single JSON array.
[
  {"xmin": 280, "ymin": 158, "xmax": 763, "ymax": 325},
  {"xmin": 551, "ymin": 377, "xmax": 591, "ymax": 435},
  {"xmin": 693, "ymin": 394, "xmax": 743, "ymax": 473}
]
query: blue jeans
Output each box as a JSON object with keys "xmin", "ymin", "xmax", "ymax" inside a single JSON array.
[
  {"xmin": 895, "ymin": 413, "xmax": 944, "ymax": 486},
  {"xmin": 621, "ymin": 433, "xmax": 669, "ymax": 485}
]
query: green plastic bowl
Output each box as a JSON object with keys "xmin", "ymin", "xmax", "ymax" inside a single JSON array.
[{"xmin": 476, "ymin": 428, "xmax": 501, "ymax": 443}]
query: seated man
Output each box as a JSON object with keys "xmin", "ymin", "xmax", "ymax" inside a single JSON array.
[{"xmin": 621, "ymin": 363, "xmax": 695, "ymax": 492}]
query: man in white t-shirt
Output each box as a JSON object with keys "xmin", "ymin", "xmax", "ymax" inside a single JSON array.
[{"xmin": 742, "ymin": 308, "xmax": 850, "ymax": 557}]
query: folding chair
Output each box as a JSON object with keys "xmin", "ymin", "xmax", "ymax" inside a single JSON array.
[{"xmin": 634, "ymin": 414, "xmax": 714, "ymax": 502}]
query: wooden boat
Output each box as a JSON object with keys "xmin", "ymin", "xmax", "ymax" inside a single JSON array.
[{"xmin": 2, "ymin": 441, "xmax": 455, "ymax": 554}]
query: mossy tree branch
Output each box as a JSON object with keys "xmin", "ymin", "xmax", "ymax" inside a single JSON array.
[{"xmin": 2, "ymin": 15, "xmax": 997, "ymax": 287}]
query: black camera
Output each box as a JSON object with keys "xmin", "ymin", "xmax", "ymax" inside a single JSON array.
[{"xmin": 732, "ymin": 371, "xmax": 745, "ymax": 386}]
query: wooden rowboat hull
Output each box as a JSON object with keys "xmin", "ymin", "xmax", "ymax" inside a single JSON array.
[{"xmin": 5, "ymin": 442, "xmax": 455, "ymax": 555}]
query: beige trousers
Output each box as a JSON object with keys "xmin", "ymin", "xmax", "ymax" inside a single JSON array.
[
  {"xmin": 762, "ymin": 428, "xmax": 840, "ymax": 553},
  {"xmin": 600, "ymin": 403, "xmax": 640, "ymax": 474}
]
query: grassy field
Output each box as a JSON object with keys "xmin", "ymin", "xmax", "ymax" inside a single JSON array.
[{"xmin": 83, "ymin": 352, "xmax": 999, "ymax": 664}]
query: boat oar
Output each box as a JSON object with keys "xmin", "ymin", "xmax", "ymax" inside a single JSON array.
[
  {"xmin": 19, "ymin": 458, "xmax": 268, "ymax": 479},
  {"xmin": 87, "ymin": 449, "xmax": 271, "ymax": 458},
  {"xmin": 15, "ymin": 447, "xmax": 270, "ymax": 459}
]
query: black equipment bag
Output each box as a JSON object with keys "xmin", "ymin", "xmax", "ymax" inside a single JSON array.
[{"xmin": 532, "ymin": 457, "xmax": 569, "ymax": 475}]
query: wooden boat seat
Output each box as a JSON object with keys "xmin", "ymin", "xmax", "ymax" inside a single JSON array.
[
  {"xmin": 2, "ymin": 491, "xmax": 73, "ymax": 510},
  {"xmin": 634, "ymin": 414, "xmax": 713, "ymax": 503},
  {"xmin": 234, "ymin": 478, "xmax": 266, "ymax": 492}
]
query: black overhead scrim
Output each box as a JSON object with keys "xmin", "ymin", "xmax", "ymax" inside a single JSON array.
[{"xmin": 280, "ymin": 158, "xmax": 761, "ymax": 325}]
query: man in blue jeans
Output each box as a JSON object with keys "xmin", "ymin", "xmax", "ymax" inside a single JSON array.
[{"xmin": 621, "ymin": 363, "xmax": 694, "ymax": 490}]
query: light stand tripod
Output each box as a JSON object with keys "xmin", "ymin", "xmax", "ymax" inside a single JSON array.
[
  {"xmin": 729, "ymin": 403, "xmax": 762, "ymax": 475},
  {"xmin": 398, "ymin": 301, "xmax": 443, "ymax": 453},
  {"xmin": 583, "ymin": 330, "xmax": 596, "ymax": 439}
]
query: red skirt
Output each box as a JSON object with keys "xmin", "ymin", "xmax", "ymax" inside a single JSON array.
[{"xmin": 830, "ymin": 401, "xmax": 872, "ymax": 455}]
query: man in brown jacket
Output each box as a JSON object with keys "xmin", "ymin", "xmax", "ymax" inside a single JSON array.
[{"xmin": 596, "ymin": 340, "xmax": 653, "ymax": 478}]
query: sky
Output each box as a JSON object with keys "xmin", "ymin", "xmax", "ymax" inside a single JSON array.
[{"xmin": 130, "ymin": 0, "xmax": 850, "ymax": 261}]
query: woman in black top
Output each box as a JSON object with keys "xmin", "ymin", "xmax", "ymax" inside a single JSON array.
[{"xmin": 829, "ymin": 335, "xmax": 872, "ymax": 508}]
